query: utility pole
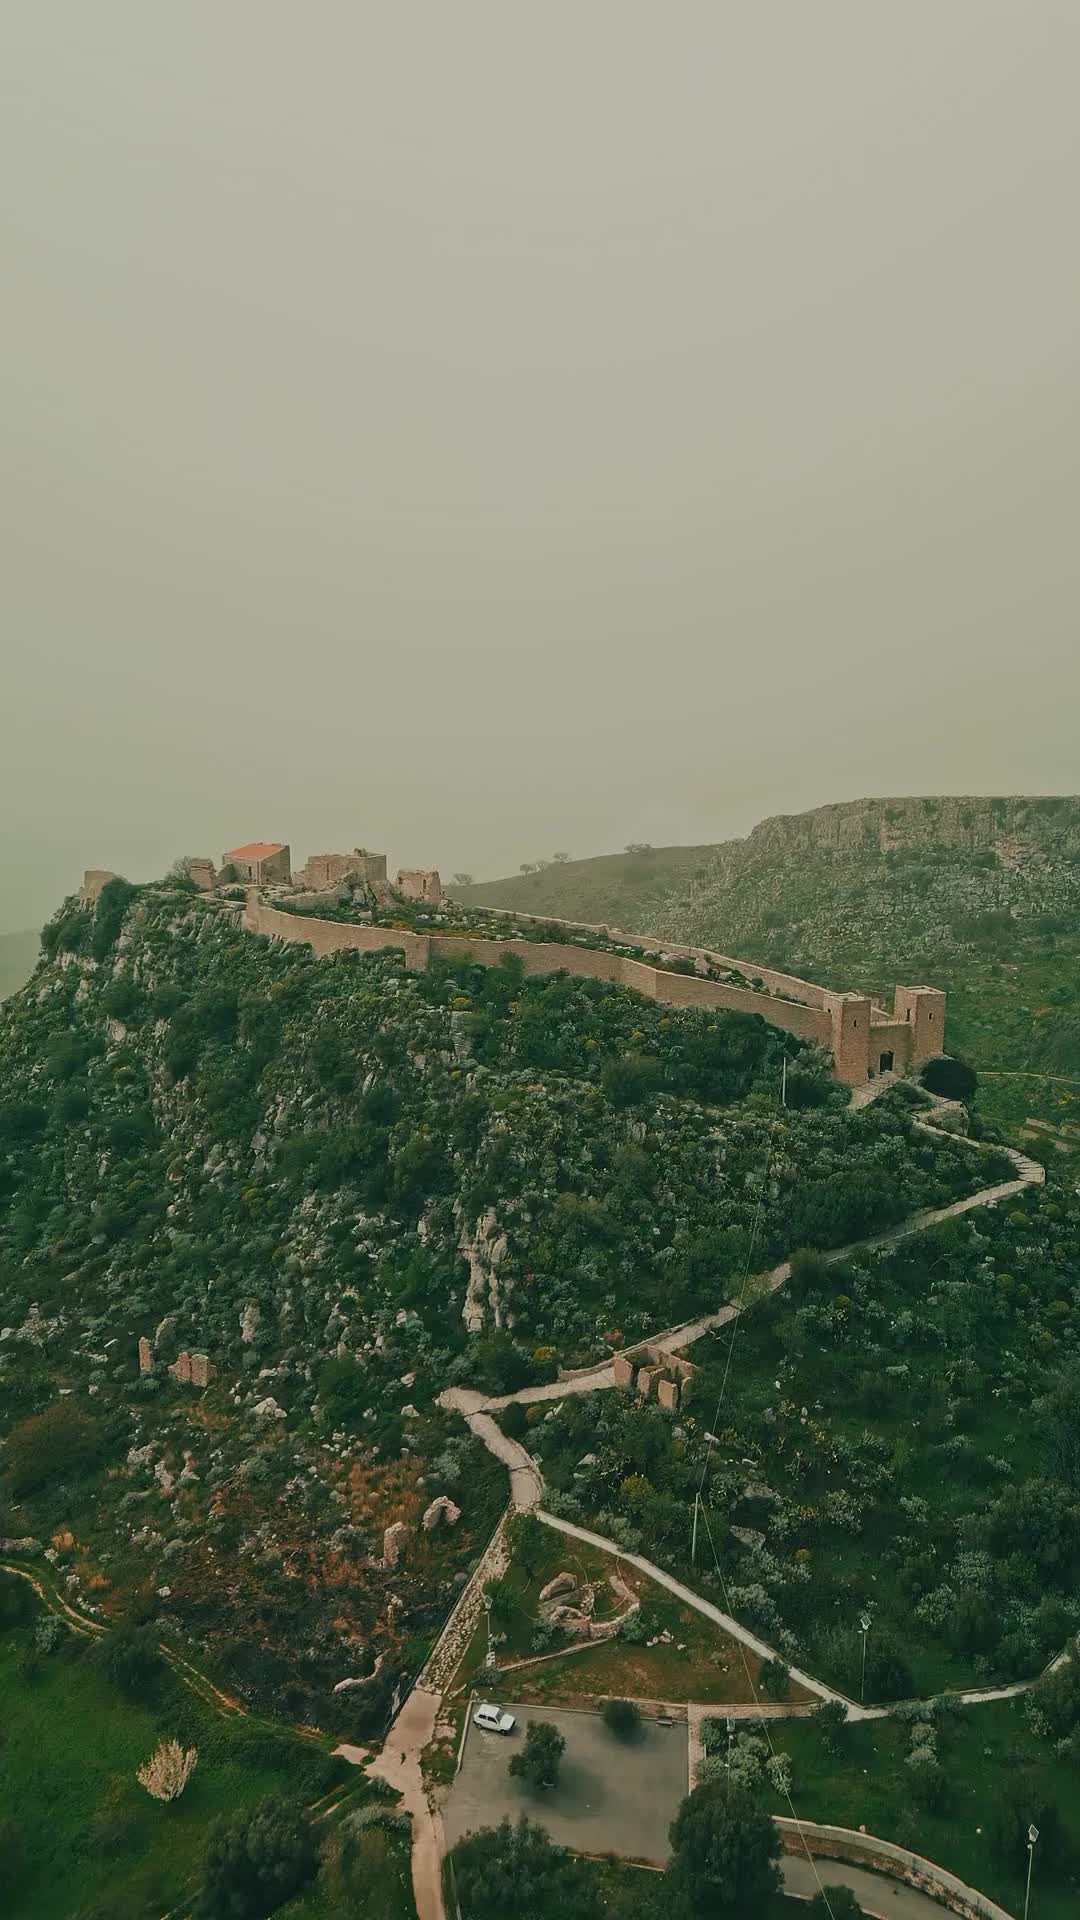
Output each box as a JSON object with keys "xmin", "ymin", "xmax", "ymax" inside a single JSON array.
[
  {"xmin": 1024, "ymin": 1825, "xmax": 1038, "ymax": 1920},
  {"xmin": 691, "ymin": 1490, "xmax": 701, "ymax": 1564},
  {"xmin": 859, "ymin": 1614, "xmax": 872, "ymax": 1704},
  {"xmin": 781, "ymin": 1056, "xmax": 787, "ymax": 1107}
]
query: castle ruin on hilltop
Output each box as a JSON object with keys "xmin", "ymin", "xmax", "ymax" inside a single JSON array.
[{"xmin": 79, "ymin": 839, "xmax": 944, "ymax": 1087}]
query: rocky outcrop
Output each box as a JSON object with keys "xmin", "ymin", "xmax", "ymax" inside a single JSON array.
[
  {"xmin": 333, "ymin": 1653, "xmax": 384, "ymax": 1693},
  {"xmin": 458, "ymin": 1209, "xmax": 508, "ymax": 1334}
]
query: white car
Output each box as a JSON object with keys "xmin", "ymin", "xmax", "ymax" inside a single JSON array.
[{"xmin": 473, "ymin": 1703, "xmax": 516, "ymax": 1735}]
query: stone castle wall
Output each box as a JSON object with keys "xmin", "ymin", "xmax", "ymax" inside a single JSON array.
[
  {"xmin": 244, "ymin": 902, "xmax": 837, "ymax": 1060},
  {"xmin": 501, "ymin": 911, "xmax": 832, "ymax": 1010}
]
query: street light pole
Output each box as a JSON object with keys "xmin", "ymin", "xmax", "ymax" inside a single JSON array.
[
  {"xmin": 859, "ymin": 1614, "xmax": 871, "ymax": 1704},
  {"xmin": 1024, "ymin": 1824, "xmax": 1038, "ymax": 1920},
  {"xmin": 483, "ymin": 1595, "xmax": 493, "ymax": 1672}
]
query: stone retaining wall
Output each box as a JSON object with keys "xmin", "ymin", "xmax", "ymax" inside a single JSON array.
[{"xmin": 776, "ymin": 1818, "xmax": 1015, "ymax": 1920}]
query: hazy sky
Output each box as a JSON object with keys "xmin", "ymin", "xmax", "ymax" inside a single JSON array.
[{"xmin": 3, "ymin": 3, "xmax": 1079, "ymax": 929}]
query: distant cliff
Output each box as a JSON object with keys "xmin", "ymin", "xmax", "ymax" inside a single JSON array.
[{"xmin": 739, "ymin": 796, "xmax": 1080, "ymax": 864}]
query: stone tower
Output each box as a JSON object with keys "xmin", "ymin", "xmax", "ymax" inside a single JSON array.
[{"xmin": 892, "ymin": 986, "xmax": 947, "ymax": 1064}]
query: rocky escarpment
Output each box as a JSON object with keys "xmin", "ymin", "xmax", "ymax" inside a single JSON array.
[{"xmin": 737, "ymin": 795, "xmax": 1080, "ymax": 865}]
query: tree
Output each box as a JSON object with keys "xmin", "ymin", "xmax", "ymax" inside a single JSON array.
[
  {"xmin": 1038, "ymin": 1365, "xmax": 1080, "ymax": 1490},
  {"xmin": 990, "ymin": 1776, "xmax": 1064, "ymax": 1872},
  {"xmin": 601, "ymin": 1052, "xmax": 662, "ymax": 1108},
  {"xmin": 137, "ymin": 1738, "xmax": 199, "ymax": 1802},
  {"xmin": 921, "ymin": 1054, "xmax": 977, "ymax": 1101},
  {"xmin": 812, "ymin": 1698, "xmax": 847, "ymax": 1755},
  {"xmin": 96, "ymin": 1623, "xmax": 163, "ymax": 1695},
  {"xmin": 863, "ymin": 1636, "xmax": 914, "ymax": 1703},
  {"xmin": 508, "ymin": 1509, "xmax": 547, "ymax": 1575},
  {"xmin": 0, "ymin": 1573, "xmax": 35, "ymax": 1630},
  {"xmin": 809, "ymin": 1889, "xmax": 864, "ymax": 1918},
  {"xmin": 551, "ymin": 851, "xmax": 572, "ymax": 864},
  {"xmin": 758, "ymin": 1657, "xmax": 789, "ymax": 1701},
  {"xmin": 451, "ymin": 873, "xmax": 475, "ymax": 888},
  {"xmin": 448, "ymin": 1817, "xmax": 600, "ymax": 1920},
  {"xmin": 484, "ymin": 1576, "xmax": 516, "ymax": 1629},
  {"xmin": 198, "ymin": 1795, "xmax": 318, "ymax": 1919},
  {"xmin": 510, "ymin": 1720, "xmax": 566, "ymax": 1791},
  {"xmin": 0, "ymin": 1100, "xmax": 47, "ymax": 1144},
  {"xmin": 5, "ymin": 1401, "xmax": 108, "ymax": 1497},
  {"xmin": 602, "ymin": 1698, "xmax": 642, "ymax": 1740},
  {"xmin": 667, "ymin": 1778, "xmax": 782, "ymax": 1918}
]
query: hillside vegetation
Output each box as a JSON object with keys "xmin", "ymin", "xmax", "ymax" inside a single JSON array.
[
  {"xmin": 462, "ymin": 796, "xmax": 1080, "ymax": 1165},
  {"xmin": 0, "ymin": 873, "xmax": 983, "ymax": 1736}
]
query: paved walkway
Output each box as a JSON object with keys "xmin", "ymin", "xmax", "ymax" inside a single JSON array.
[
  {"xmin": 537, "ymin": 1511, "xmax": 855, "ymax": 1711},
  {"xmin": 782, "ymin": 1852, "xmax": 960, "ymax": 1918},
  {"xmin": 367, "ymin": 1686, "xmax": 447, "ymax": 1920},
  {"xmin": 382, "ymin": 1122, "xmax": 1046, "ymax": 1920}
]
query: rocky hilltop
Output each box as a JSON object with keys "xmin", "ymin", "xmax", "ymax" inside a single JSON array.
[{"xmin": 735, "ymin": 795, "xmax": 1080, "ymax": 864}]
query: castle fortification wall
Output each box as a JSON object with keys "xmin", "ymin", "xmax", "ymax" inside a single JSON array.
[
  {"xmin": 495, "ymin": 910, "xmax": 831, "ymax": 1010},
  {"xmin": 244, "ymin": 900, "xmax": 431, "ymax": 970},
  {"xmin": 246, "ymin": 904, "xmax": 834, "ymax": 1060}
]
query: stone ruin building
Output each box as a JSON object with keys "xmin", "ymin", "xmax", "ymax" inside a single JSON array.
[
  {"xmin": 294, "ymin": 848, "xmax": 389, "ymax": 893},
  {"xmin": 396, "ymin": 868, "xmax": 443, "ymax": 905},
  {"xmin": 221, "ymin": 841, "xmax": 292, "ymax": 885},
  {"xmin": 614, "ymin": 1347, "xmax": 695, "ymax": 1412},
  {"xmin": 137, "ymin": 1338, "xmax": 211, "ymax": 1388}
]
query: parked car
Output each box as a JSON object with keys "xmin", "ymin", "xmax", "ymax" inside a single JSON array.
[{"xmin": 473, "ymin": 1703, "xmax": 516, "ymax": 1734}]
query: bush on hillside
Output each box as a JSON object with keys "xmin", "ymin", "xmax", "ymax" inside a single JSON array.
[{"xmin": 921, "ymin": 1054, "xmax": 978, "ymax": 1102}]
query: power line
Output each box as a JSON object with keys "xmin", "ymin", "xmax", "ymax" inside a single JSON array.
[{"xmin": 683, "ymin": 1067, "xmax": 838, "ymax": 1920}]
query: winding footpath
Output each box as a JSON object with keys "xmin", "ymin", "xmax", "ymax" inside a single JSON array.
[{"xmin": 378, "ymin": 1121, "xmax": 1053, "ymax": 1920}]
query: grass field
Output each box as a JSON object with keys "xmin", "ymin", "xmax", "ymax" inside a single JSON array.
[
  {"xmin": 763, "ymin": 1697, "xmax": 1080, "ymax": 1920},
  {"xmin": 0, "ymin": 1607, "xmax": 365, "ymax": 1920},
  {"xmin": 449, "ymin": 1523, "xmax": 806, "ymax": 1709}
]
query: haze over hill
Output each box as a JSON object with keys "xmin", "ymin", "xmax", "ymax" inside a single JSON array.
[{"xmin": 4, "ymin": 6, "xmax": 1080, "ymax": 932}]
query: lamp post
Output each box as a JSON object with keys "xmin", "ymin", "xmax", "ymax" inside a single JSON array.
[
  {"xmin": 859, "ymin": 1614, "xmax": 872, "ymax": 1704},
  {"xmin": 482, "ymin": 1594, "xmax": 494, "ymax": 1673},
  {"xmin": 1024, "ymin": 1824, "xmax": 1038, "ymax": 1920}
]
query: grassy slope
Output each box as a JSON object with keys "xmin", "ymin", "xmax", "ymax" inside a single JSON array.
[
  {"xmin": 2, "ymin": 1623, "xmax": 291, "ymax": 1919},
  {"xmin": 281, "ymin": 1826, "xmax": 416, "ymax": 1920},
  {"xmin": 764, "ymin": 1700, "xmax": 1079, "ymax": 1920},
  {"xmin": 458, "ymin": 845, "xmax": 716, "ymax": 929},
  {"xmin": 0, "ymin": 928, "xmax": 40, "ymax": 1001}
]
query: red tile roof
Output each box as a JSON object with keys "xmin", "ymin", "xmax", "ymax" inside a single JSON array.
[{"xmin": 226, "ymin": 842, "xmax": 285, "ymax": 860}]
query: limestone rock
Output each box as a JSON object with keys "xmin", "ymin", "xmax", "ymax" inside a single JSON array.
[
  {"xmin": 333, "ymin": 1653, "xmax": 384, "ymax": 1693},
  {"xmin": 539, "ymin": 1570, "xmax": 577, "ymax": 1603},
  {"xmin": 381, "ymin": 1521, "xmax": 409, "ymax": 1568}
]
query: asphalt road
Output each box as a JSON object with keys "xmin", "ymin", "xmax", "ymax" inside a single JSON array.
[
  {"xmin": 783, "ymin": 1852, "xmax": 971, "ymax": 1918},
  {"xmin": 444, "ymin": 1702, "xmax": 688, "ymax": 1866}
]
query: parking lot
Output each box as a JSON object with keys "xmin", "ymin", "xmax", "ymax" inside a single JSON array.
[{"xmin": 443, "ymin": 1701, "xmax": 689, "ymax": 1866}]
